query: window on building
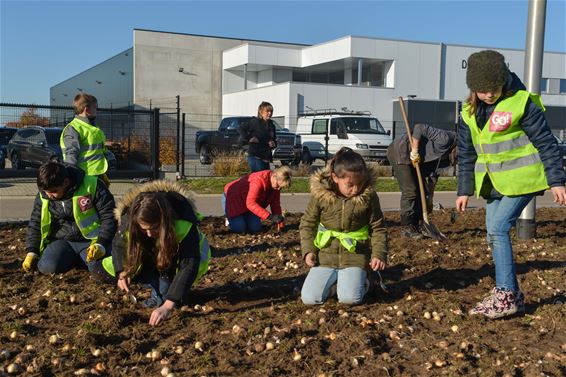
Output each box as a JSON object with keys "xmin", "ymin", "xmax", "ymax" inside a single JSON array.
[
  {"xmin": 540, "ymin": 78, "xmax": 548, "ymax": 93},
  {"xmin": 560, "ymin": 79, "xmax": 566, "ymax": 94},
  {"xmin": 352, "ymin": 61, "xmax": 386, "ymax": 87}
]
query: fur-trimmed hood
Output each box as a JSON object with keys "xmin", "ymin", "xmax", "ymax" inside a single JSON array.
[
  {"xmin": 114, "ymin": 179, "xmax": 197, "ymax": 226},
  {"xmin": 309, "ymin": 164, "xmax": 380, "ymax": 205}
]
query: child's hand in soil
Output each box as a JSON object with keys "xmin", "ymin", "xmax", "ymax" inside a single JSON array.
[{"xmin": 149, "ymin": 300, "xmax": 175, "ymax": 326}]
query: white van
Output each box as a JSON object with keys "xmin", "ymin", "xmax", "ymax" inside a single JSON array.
[{"xmin": 295, "ymin": 109, "xmax": 391, "ymax": 164}]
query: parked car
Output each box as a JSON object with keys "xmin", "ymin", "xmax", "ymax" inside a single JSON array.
[
  {"xmin": 7, "ymin": 126, "xmax": 116, "ymax": 170},
  {"xmin": 295, "ymin": 109, "xmax": 392, "ymax": 164},
  {"xmin": 0, "ymin": 127, "xmax": 18, "ymax": 169},
  {"xmin": 195, "ymin": 116, "xmax": 302, "ymax": 165}
]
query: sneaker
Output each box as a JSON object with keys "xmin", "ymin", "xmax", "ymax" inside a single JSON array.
[
  {"xmin": 402, "ymin": 225, "xmax": 423, "ymax": 239},
  {"xmin": 469, "ymin": 287, "xmax": 525, "ymax": 319}
]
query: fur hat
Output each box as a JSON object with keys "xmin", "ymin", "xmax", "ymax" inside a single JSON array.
[{"xmin": 466, "ymin": 50, "xmax": 508, "ymax": 92}]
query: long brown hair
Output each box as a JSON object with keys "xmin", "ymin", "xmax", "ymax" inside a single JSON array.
[{"xmin": 124, "ymin": 192, "xmax": 178, "ymax": 275}]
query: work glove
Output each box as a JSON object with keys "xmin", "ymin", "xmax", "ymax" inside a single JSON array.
[
  {"xmin": 267, "ymin": 213, "xmax": 284, "ymax": 223},
  {"xmin": 410, "ymin": 149, "xmax": 420, "ymax": 165},
  {"xmin": 86, "ymin": 244, "xmax": 106, "ymax": 262},
  {"xmin": 277, "ymin": 222, "xmax": 285, "ymax": 232},
  {"xmin": 100, "ymin": 174, "xmax": 111, "ymax": 188},
  {"xmin": 22, "ymin": 252, "xmax": 39, "ymax": 272}
]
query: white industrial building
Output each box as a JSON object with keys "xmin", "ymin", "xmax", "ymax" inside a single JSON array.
[{"xmin": 51, "ymin": 29, "xmax": 566, "ymax": 151}]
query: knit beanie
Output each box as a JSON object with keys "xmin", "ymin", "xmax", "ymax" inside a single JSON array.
[{"xmin": 466, "ymin": 50, "xmax": 508, "ymax": 92}]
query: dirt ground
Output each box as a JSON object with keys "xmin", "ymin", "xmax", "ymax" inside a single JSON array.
[{"xmin": 1, "ymin": 208, "xmax": 565, "ymax": 377}]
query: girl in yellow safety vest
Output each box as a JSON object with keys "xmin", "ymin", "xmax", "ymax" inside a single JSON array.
[
  {"xmin": 300, "ymin": 147, "xmax": 388, "ymax": 305},
  {"xmin": 456, "ymin": 50, "xmax": 566, "ymax": 319},
  {"xmin": 102, "ymin": 180, "xmax": 210, "ymax": 326}
]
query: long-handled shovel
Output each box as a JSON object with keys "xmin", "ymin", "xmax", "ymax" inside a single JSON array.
[{"xmin": 398, "ymin": 97, "xmax": 447, "ymax": 241}]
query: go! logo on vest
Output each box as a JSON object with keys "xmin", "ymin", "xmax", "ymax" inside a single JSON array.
[
  {"xmin": 78, "ymin": 195, "xmax": 94, "ymax": 212},
  {"xmin": 489, "ymin": 112, "xmax": 512, "ymax": 132}
]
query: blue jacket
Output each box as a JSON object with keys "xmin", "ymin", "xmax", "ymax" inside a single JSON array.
[{"xmin": 457, "ymin": 72, "xmax": 566, "ymax": 198}]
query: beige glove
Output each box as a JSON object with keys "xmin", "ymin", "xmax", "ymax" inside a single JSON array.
[
  {"xmin": 86, "ymin": 244, "xmax": 106, "ymax": 262},
  {"xmin": 22, "ymin": 252, "xmax": 39, "ymax": 272},
  {"xmin": 410, "ymin": 149, "xmax": 421, "ymax": 165}
]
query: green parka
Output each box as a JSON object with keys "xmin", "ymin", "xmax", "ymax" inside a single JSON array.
[{"xmin": 300, "ymin": 165, "xmax": 387, "ymax": 268}]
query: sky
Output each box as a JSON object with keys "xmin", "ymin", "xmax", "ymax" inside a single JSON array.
[{"xmin": 1, "ymin": 0, "xmax": 565, "ymax": 105}]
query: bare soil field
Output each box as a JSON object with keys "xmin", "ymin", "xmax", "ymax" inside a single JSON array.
[{"xmin": 1, "ymin": 208, "xmax": 565, "ymax": 377}]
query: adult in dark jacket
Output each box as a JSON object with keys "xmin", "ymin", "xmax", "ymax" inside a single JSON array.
[
  {"xmin": 238, "ymin": 101, "xmax": 277, "ymax": 172},
  {"xmin": 101, "ymin": 180, "xmax": 209, "ymax": 326},
  {"xmin": 22, "ymin": 161, "xmax": 116, "ymax": 274},
  {"xmin": 387, "ymin": 123, "xmax": 456, "ymax": 238},
  {"xmin": 456, "ymin": 50, "xmax": 566, "ymax": 319}
]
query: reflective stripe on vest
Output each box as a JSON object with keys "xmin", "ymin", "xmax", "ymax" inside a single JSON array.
[
  {"xmin": 39, "ymin": 175, "xmax": 100, "ymax": 252},
  {"xmin": 102, "ymin": 219, "xmax": 210, "ymax": 284},
  {"xmin": 61, "ymin": 118, "xmax": 108, "ymax": 175},
  {"xmin": 314, "ymin": 224, "xmax": 369, "ymax": 253},
  {"xmin": 461, "ymin": 90, "xmax": 548, "ymax": 197}
]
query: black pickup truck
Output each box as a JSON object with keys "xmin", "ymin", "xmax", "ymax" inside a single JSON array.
[{"xmin": 195, "ymin": 116, "xmax": 302, "ymax": 165}]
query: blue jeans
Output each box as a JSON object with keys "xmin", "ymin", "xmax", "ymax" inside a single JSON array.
[
  {"xmin": 134, "ymin": 267, "xmax": 171, "ymax": 308},
  {"xmin": 38, "ymin": 240, "xmax": 106, "ymax": 274},
  {"xmin": 247, "ymin": 156, "xmax": 270, "ymax": 172},
  {"xmin": 485, "ymin": 195, "xmax": 534, "ymax": 292},
  {"xmin": 301, "ymin": 266, "xmax": 367, "ymax": 305},
  {"xmin": 221, "ymin": 193, "xmax": 262, "ymax": 233}
]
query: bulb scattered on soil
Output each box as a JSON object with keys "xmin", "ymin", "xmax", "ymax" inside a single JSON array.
[
  {"xmin": 48, "ymin": 334, "xmax": 59, "ymax": 344},
  {"xmin": 161, "ymin": 367, "xmax": 170, "ymax": 376},
  {"xmin": 194, "ymin": 341, "xmax": 204, "ymax": 352},
  {"xmin": 9, "ymin": 331, "xmax": 18, "ymax": 340},
  {"xmin": 434, "ymin": 359, "xmax": 446, "ymax": 367},
  {"xmin": 292, "ymin": 349, "xmax": 302, "ymax": 361},
  {"xmin": 6, "ymin": 364, "xmax": 20, "ymax": 374},
  {"xmin": 265, "ymin": 342, "xmax": 275, "ymax": 351},
  {"xmin": 91, "ymin": 348, "xmax": 102, "ymax": 357},
  {"xmin": 146, "ymin": 350, "xmax": 162, "ymax": 361},
  {"xmin": 174, "ymin": 346, "xmax": 184, "ymax": 354},
  {"xmin": 254, "ymin": 343, "xmax": 265, "ymax": 353},
  {"xmin": 423, "ymin": 311, "xmax": 432, "ymax": 319},
  {"xmin": 451, "ymin": 325, "xmax": 459, "ymax": 333}
]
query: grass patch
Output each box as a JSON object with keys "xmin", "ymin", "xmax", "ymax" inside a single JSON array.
[{"xmin": 182, "ymin": 177, "xmax": 457, "ymax": 194}]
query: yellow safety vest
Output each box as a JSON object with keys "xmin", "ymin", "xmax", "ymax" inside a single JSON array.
[
  {"xmin": 102, "ymin": 219, "xmax": 210, "ymax": 283},
  {"xmin": 39, "ymin": 175, "xmax": 100, "ymax": 252},
  {"xmin": 314, "ymin": 224, "xmax": 369, "ymax": 253},
  {"xmin": 461, "ymin": 90, "xmax": 548, "ymax": 197},
  {"xmin": 61, "ymin": 118, "xmax": 108, "ymax": 175}
]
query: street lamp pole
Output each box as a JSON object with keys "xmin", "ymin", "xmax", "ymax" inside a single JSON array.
[{"xmin": 517, "ymin": 0, "xmax": 547, "ymax": 239}]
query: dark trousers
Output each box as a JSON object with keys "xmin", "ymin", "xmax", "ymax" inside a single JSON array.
[
  {"xmin": 389, "ymin": 158, "xmax": 436, "ymax": 226},
  {"xmin": 38, "ymin": 239, "xmax": 106, "ymax": 274},
  {"xmin": 247, "ymin": 156, "xmax": 270, "ymax": 172}
]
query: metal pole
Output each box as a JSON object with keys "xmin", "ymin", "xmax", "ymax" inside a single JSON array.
[
  {"xmin": 176, "ymin": 95, "xmax": 180, "ymax": 173},
  {"xmin": 181, "ymin": 113, "xmax": 186, "ymax": 177},
  {"xmin": 152, "ymin": 108, "xmax": 160, "ymax": 180},
  {"xmin": 517, "ymin": 0, "xmax": 546, "ymax": 239},
  {"xmin": 244, "ymin": 64, "xmax": 248, "ymax": 90}
]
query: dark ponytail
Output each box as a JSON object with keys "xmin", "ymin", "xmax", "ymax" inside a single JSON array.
[{"xmin": 328, "ymin": 147, "xmax": 370, "ymax": 194}]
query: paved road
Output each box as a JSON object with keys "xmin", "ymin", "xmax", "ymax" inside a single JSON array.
[{"xmin": 1, "ymin": 178, "xmax": 562, "ymax": 222}]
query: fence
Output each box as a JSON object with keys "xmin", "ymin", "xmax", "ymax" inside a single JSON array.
[{"xmin": 0, "ymin": 103, "xmax": 166, "ymax": 179}]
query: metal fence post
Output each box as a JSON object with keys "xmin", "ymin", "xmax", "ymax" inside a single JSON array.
[
  {"xmin": 181, "ymin": 113, "xmax": 186, "ymax": 177},
  {"xmin": 152, "ymin": 108, "xmax": 160, "ymax": 180},
  {"xmin": 176, "ymin": 95, "xmax": 180, "ymax": 173}
]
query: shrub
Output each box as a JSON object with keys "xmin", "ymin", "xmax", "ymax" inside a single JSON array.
[{"xmin": 212, "ymin": 151, "xmax": 248, "ymax": 176}]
